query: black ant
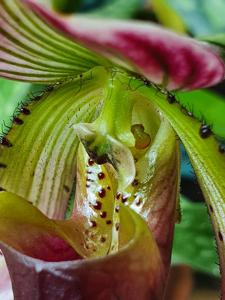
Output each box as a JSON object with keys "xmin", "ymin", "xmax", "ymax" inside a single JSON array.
[
  {"xmin": 20, "ymin": 107, "xmax": 31, "ymax": 115},
  {"xmin": 13, "ymin": 117, "xmax": 24, "ymax": 125},
  {"xmin": 167, "ymin": 93, "xmax": 176, "ymax": 104},
  {"xmin": 219, "ymin": 144, "xmax": 225, "ymax": 154},
  {"xmin": 199, "ymin": 124, "xmax": 211, "ymax": 138},
  {"xmin": 0, "ymin": 137, "xmax": 12, "ymax": 148}
]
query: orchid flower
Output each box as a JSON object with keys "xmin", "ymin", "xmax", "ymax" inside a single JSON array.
[{"xmin": 0, "ymin": 1, "xmax": 225, "ymax": 299}]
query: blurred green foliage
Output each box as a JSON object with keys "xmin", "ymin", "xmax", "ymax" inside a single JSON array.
[
  {"xmin": 0, "ymin": 79, "xmax": 45, "ymax": 126},
  {"xmin": 166, "ymin": 0, "xmax": 225, "ymax": 36},
  {"xmin": 172, "ymin": 197, "xmax": 219, "ymax": 277},
  {"xmin": 52, "ymin": 0, "xmax": 82, "ymax": 12},
  {"xmin": 151, "ymin": 0, "xmax": 186, "ymax": 33},
  {"xmin": 201, "ymin": 34, "xmax": 225, "ymax": 59},
  {"xmin": 49, "ymin": 0, "xmax": 144, "ymax": 18},
  {"xmin": 0, "ymin": 79, "xmax": 31, "ymax": 123},
  {"xmin": 85, "ymin": 0, "xmax": 143, "ymax": 19}
]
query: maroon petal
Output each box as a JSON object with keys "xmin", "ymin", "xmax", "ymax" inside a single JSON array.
[
  {"xmin": 0, "ymin": 192, "xmax": 80, "ymax": 262},
  {"xmin": 1, "ymin": 241, "xmax": 164, "ymax": 300},
  {"xmin": 24, "ymin": 0, "xmax": 224, "ymax": 90},
  {"xmin": 0, "ymin": 193, "xmax": 166, "ymax": 300}
]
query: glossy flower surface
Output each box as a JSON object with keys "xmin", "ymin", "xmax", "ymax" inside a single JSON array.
[{"xmin": 0, "ymin": 1, "xmax": 225, "ymax": 300}]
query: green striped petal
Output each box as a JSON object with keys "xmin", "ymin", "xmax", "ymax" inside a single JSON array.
[{"xmin": 0, "ymin": 67, "xmax": 107, "ymax": 219}]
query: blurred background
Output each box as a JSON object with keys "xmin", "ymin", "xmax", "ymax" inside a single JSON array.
[{"xmin": 1, "ymin": 0, "xmax": 225, "ymax": 299}]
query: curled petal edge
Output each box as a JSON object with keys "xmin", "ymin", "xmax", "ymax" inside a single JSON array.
[{"xmin": 24, "ymin": 0, "xmax": 225, "ymax": 90}]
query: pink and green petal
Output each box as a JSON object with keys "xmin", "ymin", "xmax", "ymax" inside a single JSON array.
[
  {"xmin": 0, "ymin": 0, "xmax": 110, "ymax": 83},
  {"xmin": 24, "ymin": 0, "xmax": 224, "ymax": 90},
  {"xmin": 1, "ymin": 0, "xmax": 224, "ymax": 89},
  {"xmin": 0, "ymin": 192, "xmax": 165, "ymax": 300}
]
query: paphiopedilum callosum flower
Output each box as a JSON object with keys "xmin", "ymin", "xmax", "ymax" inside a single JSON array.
[{"xmin": 0, "ymin": 1, "xmax": 225, "ymax": 299}]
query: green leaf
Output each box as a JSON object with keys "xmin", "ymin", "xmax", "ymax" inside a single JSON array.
[
  {"xmin": 172, "ymin": 196, "xmax": 219, "ymax": 277},
  {"xmin": 167, "ymin": 0, "xmax": 225, "ymax": 36},
  {"xmin": 176, "ymin": 89, "xmax": 225, "ymax": 140}
]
